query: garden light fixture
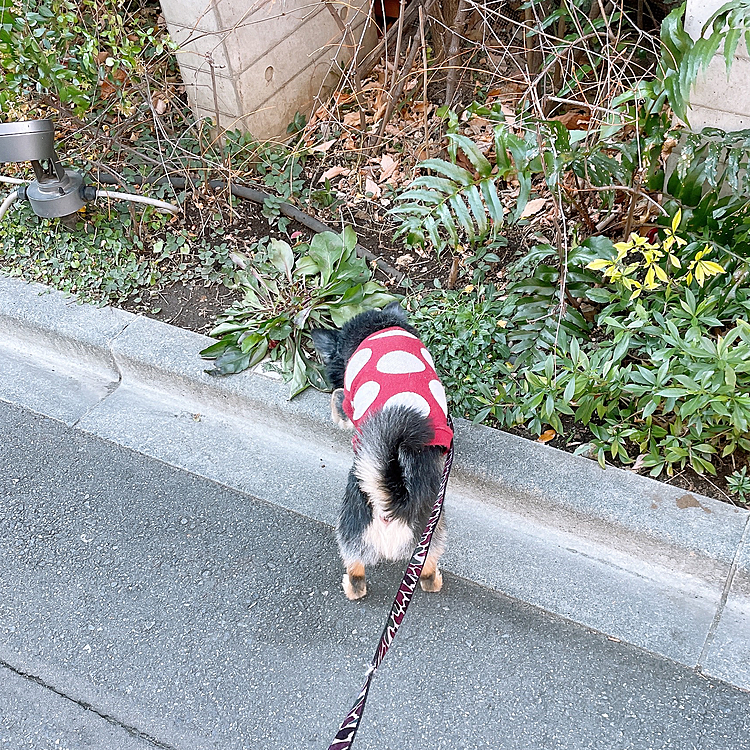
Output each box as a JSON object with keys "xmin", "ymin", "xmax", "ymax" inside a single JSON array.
[
  {"xmin": 0, "ymin": 119, "xmax": 88, "ymax": 219},
  {"xmin": 0, "ymin": 119, "xmax": 179, "ymax": 222}
]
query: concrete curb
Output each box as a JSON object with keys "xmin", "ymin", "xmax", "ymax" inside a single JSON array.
[{"xmin": 0, "ymin": 275, "xmax": 748, "ymax": 690}]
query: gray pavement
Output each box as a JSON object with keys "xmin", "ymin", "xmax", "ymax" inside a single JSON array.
[
  {"xmin": 1, "ymin": 274, "xmax": 750, "ymax": 748},
  {"xmin": 1, "ymin": 401, "xmax": 749, "ymax": 750}
]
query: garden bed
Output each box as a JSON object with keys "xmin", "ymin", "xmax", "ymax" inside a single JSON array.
[
  {"xmin": 107, "ymin": 194, "xmax": 744, "ymax": 508},
  {"xmin": 2, "ymin": 1, "xmax": 750, "ymax": 508}
]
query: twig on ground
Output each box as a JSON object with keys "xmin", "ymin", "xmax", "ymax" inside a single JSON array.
[
  {"xmin": 419, "ymin": 5, "xmax": 429, "ymax": 153},
  {"xmin": 323, "ymin": 0, "xmax": 368, "ymax": 138},
  {"xmin": 358, "ymin": 0, "xmax": 425, "ymax": 78}
]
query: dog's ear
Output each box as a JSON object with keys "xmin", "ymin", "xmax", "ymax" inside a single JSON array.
[
  {"xmin": 383, "ymin": 301, "xmax": 407, "ymax": 321},
  {"xmin": 310, "ymin": 328, "xmax": 339, "ymax": 363}
]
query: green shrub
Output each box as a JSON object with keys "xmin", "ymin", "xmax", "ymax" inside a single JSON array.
[
  {"xmin": 395, "ymin": 2, "xmax": 750, "ymax": 479},
  {"xmin": 200, "ymin": 228, "xmax": 397, "ymax": 397},
  {"xmin": 0, "ymin": 0, "xmax": 173, "ymax": 116},
  {"xmin": 727, "ymin": 467, "xmax": 750, "ymax": 504},
  {"xmin": 473, "ymin": 215, "xmax": 750, "ymax": 477},
  {"xmin": 0, "ymin": 202, "xmax": 159, "ymax": 302},
  {"xmin": 407, "ymin": 286, "xmax": 513, "ymax": 420}
]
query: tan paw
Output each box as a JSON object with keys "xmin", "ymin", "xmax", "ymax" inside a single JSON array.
[
  {"xmin": 420, "ymin": 568, "xmax": 443, "ymax": 592},
  {"xmin": 331, "ymin": 390, "xmax": 354, "ymax": 430},
  {"xmin": 343, "ymin": 573, "xmax": 367, "ymax": 600}
]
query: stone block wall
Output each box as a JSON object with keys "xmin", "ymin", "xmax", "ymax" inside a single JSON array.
[
  {"xmin": 159, "ymin": 0, "xmax": 375, "ymax": 140},
  {"xmin": 684, "ymin": 0, "xmax": 750, "ymax": 131}
]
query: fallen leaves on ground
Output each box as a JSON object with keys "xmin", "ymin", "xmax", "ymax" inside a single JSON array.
[
  {"xmin": 319, "ymin": 165, "xmax": 351, "ymax": 182},
  {"xmin": 520, "ymin": 197, "xmax": 547, "ymax": 218}
]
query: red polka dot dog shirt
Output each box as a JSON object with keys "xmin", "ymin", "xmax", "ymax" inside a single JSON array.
[{"xmin": 342, "ymin": 327, "xmax": 453, "ymax": 450}]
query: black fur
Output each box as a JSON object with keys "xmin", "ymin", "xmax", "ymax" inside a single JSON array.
[
  {"xmin": 336, "ymin": 469, "xmax": 373, "ymax": 552},
  {"xmin": 311, "ymin": 301, "xmax": 418, "ymax": 390},
  {"xmin": 311, "ymin": 302, "xmax": 448, "ymax": 598},
  {"xmin": 356, "ymin": 405, "xmax": 442, "ymax": 527}
]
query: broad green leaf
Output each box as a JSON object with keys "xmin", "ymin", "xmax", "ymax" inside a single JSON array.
[
  {"xmin": 206, "ymin": 348, "xmax": 251, "ymax": 376},
  {"xmin": 563, "ymin": 377, "xmax": 576, "ymax": 404},
  {"xmin": 449, "ymin": 193, "xmax": 476, "ymax": 240},
  {"xmin": 208, "ymin": 321, "xmax": 247, "ymax": 337},
  {"xmin": 308, "ymin": 231, "xmax": 345, "ymax": 285},
  {"xmin": 288, "ymin": 346, "xmax": 309, "ymax": 399},
  {"xmin": 268, "ymin": 238, "xmax": 294, "ymax": 281},
  {"xmin": 295, "ymin": 255, "xmax": 320, "ymax": 276},
  {"xmin": 435, "ymin": 203, "xmax": 459, "ymax": 246},
  {"xmin": 480, "ymin": 179, "xmax": 504, "ymax": 224},
  {"xmin": 199, "ymin": 337, "xmax": 236, "ymax": 358},
  {"xmin": 466, "ymin": 184, "xmax": 488, "ymax": 236},
  {"xmin": 408, "ymin": 177, "xmax": 462, "ymax": 195},
  {"xmin": 420, "ymin": 158, "xmax": 474, "ymax": 186},
  {"xmin": 448, "ymin": 133, "xmax": 493, "ymax": 177}
]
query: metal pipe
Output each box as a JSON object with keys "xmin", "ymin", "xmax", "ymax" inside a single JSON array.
[
  {"xmin": 0, "ymin": 175, "xmax": 180, "ymax": 216},
  {"xmin": 0, "ymin": 190, "xmax": 19, "ymax": 221}
]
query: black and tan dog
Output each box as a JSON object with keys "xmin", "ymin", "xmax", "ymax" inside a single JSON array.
[{"xmin": 312, "ymin": 302, "xmax": 453, "ymax": 600}]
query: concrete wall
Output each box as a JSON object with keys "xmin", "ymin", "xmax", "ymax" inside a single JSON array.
[
  {"xmin": 684, "ymin": 0, "xmax": 750, "ymax": 131},
  {"xmin": 159, "ymin": 0, "xmax": 375, "ymax": 141}
]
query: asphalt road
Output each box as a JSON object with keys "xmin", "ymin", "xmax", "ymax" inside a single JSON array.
[{"xmin": 0, "ymin": 400, "xmax": 748, "ymax": 750}]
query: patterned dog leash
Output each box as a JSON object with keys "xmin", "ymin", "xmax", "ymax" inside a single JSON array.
[{"xmin": 327, "ymin": 417, "xmax": 455, "ymax": 750}]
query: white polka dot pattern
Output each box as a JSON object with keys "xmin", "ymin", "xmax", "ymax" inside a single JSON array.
[
  {"xmin": 383, "ymin": 391, "xmax": 431, "ymax": 416},
  {"xmin": 342, "ymin": 326, "xmax": 453, "ymax": 449},
  {"xmin": 369, "ymin": 329, "xmax": 418, "ymax": 340},
  {"xmin": 429, "ymin": 379, "xmax": 448, "ymax": 416},
  {"xmin": 352, "ymin": 380, "xmax": 380, "ymax": 420},
  {"xmin": 345, "ymin": 347, "xmax": 372, "ymax": 391},
  {"xmin": 375, "ymin": 350, "xmax": 426, "ymax": 375}
]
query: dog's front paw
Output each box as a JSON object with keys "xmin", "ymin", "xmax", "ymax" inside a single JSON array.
[
  {"xmin": 343, "ymin": 573, "xmax": 367, "ymax": 600},
  {"xmin": 420, "ymin": 568, "xmax": 443, "ymax": 593},
  {"xmin": 331, "ymin": 389, "xmax": 354, "ymax": 430}
]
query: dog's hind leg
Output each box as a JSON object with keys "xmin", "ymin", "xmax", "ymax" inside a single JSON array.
[
  {"xmin": 343, "ymin": 560, "xmax": 367, "ymax": 600},
  {"xmin": 336, "ymin": 469, "xmax": 372, "ymax": 600},
  {"xmin": 419, "ymin": 514, "xmax": 447, "ymax": 592},
  {"xmin": 419, "ymin": 556, "xmax": 443, "ymax": 592},
  {"xmin": 330, "ymin": 389, "xmax": 353, "ymax": 430}
]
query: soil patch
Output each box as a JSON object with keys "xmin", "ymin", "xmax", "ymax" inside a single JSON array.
[{"xmin": 126, "ymin": 280, "xmax": 240, "ymax": 336}]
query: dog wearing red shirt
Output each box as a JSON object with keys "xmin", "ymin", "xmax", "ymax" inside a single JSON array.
[{"xmin": 312, "ymin": 302, "xmax": 453, "ymax": 600}]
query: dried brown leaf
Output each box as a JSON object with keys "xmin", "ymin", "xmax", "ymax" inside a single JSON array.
[
  {"xmin": 364, "ymin": 176, "xmax": 382, "ymax": 198},
  {"xmin": 520, "ymin": 198, "xmax": 547, "ymax": 218},
  {"xmin": 379, "ymin": 154, "xmax": 399, "ymax": 182},
  {"xmin": 310, "ymin": 139, "xmax": 337, "ymax": 154},
  {"xmin": 319, "ymin": 166, "xmax": 350, "ymax": 182},
  {"xmin": 552, "ymin": 110, "xmax": 591, "ymax": 130},
  {"xmin": 343, "ymin": 111, "xmax": 361, "ymax": 127}
]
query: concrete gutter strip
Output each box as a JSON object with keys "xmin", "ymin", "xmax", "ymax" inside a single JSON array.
[
  {"xmin": 108, "ymin": 314, "xmax": 344, "ymax": 447},
  {"xmin": 71, "ymin": 279, "xmax": 749, "ymax": 572},
  {"xmin": 0, "ymin": 275, "xmax": 132, "ymax": 380},
  {"xmin": 453, "ymin": 421, "xmax": 746, "ymax": 571},
  {"xmin": 0, "ymin": 275, "xmax": 748, "ymax": 690}
]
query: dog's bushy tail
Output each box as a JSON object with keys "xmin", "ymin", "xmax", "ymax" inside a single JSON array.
[{"xmin": 353, "ymin": 406, "xmax": 443, "ymax": 524}]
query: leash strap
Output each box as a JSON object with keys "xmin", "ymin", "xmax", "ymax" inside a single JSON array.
[{"xmin": 328, "ymin": 419, "xmax": 455, "ymax": 750}]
